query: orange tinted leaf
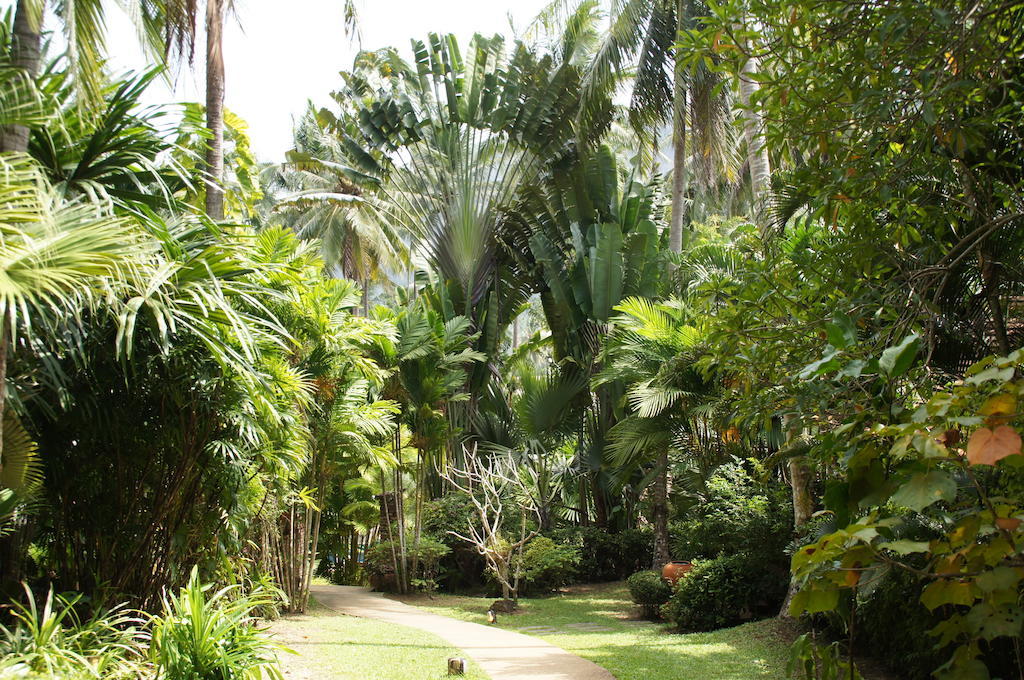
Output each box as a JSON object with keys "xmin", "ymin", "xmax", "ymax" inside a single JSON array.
[
  {"xmin": 966, "ymin": 426, "xmax": 1022, "ymax": 465},
  {"xmin": 995, "ymin": 517, "xmax": 1022, "ymax": 532}
]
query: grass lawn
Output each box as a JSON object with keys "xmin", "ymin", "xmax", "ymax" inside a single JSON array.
[
  {"xmin": 393, "ymin": 582, "xmax": 797, "ymax": 680},
  {"xmin": 269, "ymin": 598, "xmax": 489, "ymax": 680}
]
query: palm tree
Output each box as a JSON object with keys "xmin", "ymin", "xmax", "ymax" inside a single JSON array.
[
  {"xmin": 371, "ymin": 300, "xmax": 485, "ymax": 592},
  {"xmin": 534, "ymin": 0, "xmax": 734, "ymax": 253},
  {"xmin": 265, "ymin": 111, "xmax": 407, "ymax": 301},
  {"xmin": 325, "ymin": 34, "xmax": 593, "ymax": 355},
  {"xmin": 0, "ymin": 153, "xmax": 141, "ymax": 484},
  {"xmin": 506, "ymin": 144, "xmax": 669, "ymax": 526},
  {"xmin": 1, "ymin": 0, "xmax": 184, "ymax": 152},
  {"xmin": 476, "ymin": 364, "xmax": 586, "ymax": 531},
  {"xmin": 249, "ymin": 227, "xmax": 399, "ymax": 611},
  {"xmin": 148, "ymin": 0, "xmax": 230, "ymax": 218},
  {"xmin": 596, "ymin": 296, "xmax": 717, "ymax": 567}
]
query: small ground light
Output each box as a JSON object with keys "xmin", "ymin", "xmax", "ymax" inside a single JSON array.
[{"xmin": 447, "ymin": 657, "xmax": 467, "ymax": 675}]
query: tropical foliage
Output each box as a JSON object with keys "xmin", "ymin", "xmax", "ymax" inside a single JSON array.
[{"xmin": 1, "ymin": 1, "xmax": 1023, "ymax": 679}]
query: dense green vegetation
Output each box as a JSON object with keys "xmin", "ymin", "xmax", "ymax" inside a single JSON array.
[{"xmin": 0, "ymin": 0, "xmax": 1022, "ymax": 678}]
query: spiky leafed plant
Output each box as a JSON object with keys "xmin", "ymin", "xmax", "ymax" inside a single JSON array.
[
  {"xmin": 596, "ymin": 296, "xmax": 717, "ymax": 566},
  {"xmin": 28, "ymin": 66, "xmax": 191, "ymax": 210},
  {"xmin": 323, "ymin": 32, "xmax": 604, "ymax": 343}
]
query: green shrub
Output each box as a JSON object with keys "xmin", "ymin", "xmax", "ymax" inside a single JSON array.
[
  {"xmin": 626, "ymin": 571, "xmax": 672, "ymax": 619},
  {"xmin": 0, "ymin": 586, "xmax": 149, "ymax": 679},
  {"xmin": 150, "ymin": 568, "xmax": 285, "ymax": 679},
  {"xmin": 662, "ymin": 552, "xmax": 788, "ymax": 632},
  {"xmin": 422, "ymin": 493, "xmax": 492, "ymax": 590},
  {"xmin": 842, "ymin": 564, "xmax": 1018, "ymax": 680},
  {"xmin": 518, "ymin": 537, "xmax": 579, "ymax": 593},
  {"xmin": 364, "ymin": 538, "xmax": 452, "ymax": 593},
  {"xmin": 670, "ymin": 463, "xmax": 792, "ymax": 560},
  {"xmin": 550, "ymin": 527, "xmax": 653, "ymax": 582}
]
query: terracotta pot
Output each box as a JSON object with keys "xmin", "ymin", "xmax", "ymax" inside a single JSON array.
[{"xmin": 661, "ymin": 560, "xmax": 692, "ymax": 585}]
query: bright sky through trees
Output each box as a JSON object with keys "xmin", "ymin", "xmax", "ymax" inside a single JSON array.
[{"xmin": 43, "ymin": 0, "xmax": 551, "ymax": 160}]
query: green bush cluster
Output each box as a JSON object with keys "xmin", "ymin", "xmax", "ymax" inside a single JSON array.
[
  {"xmin": 669, "ymin": 463, "xmax": 792, "ymax": 560},
  {"xmin": 518, "ymin": 537, "xmax": 580, "ymax": 593},
  {"xmin": 662, "ymin": 552, "xmax": 788, "ymax": 632},
  {"xmin": 364, "ymin": 537, "xmax": 451, "ymax": 593},
  {"xmin": 626, "ymin": 571, "xmax": 672, "ymax": 619},
  {"xmin": 550, "ymin": 527, "xmax": 653, "ymax": 582},
  {"xmin": 660, "ymin": 464, "xmax": 792, "ymax": 632}
]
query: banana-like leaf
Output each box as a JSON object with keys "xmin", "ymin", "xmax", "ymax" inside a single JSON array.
[{"xmin": 587, "ymin": 223, "xmax": 624, "ymax": 322}]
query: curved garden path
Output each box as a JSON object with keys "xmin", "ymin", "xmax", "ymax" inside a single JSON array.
[{"xmin": 310, "ymin": 585, "xmax": 615, "ymax": 680}]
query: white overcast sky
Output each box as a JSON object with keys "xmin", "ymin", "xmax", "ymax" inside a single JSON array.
[{"xmin": 7, "ymin": 0, "xmax": 553, "ymax": 160}]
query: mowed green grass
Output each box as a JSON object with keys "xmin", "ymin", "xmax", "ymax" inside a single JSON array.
[
  {"xmin": 269, "ymin": 598, "xmax": 489, "ymax": 680},
  {"xmin": 393, "ymin": 582, "xmax": 796, "ymax": 680}
]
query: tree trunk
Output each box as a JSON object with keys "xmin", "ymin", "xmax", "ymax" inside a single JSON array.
[
  {"xmin": 736, "ymin": 40, "xmax": 771, "ymax": 227},
  {"xmin": 668, "ymin": 1, "xmax": 689, "ymax": 256},
  {"xmin": 204, "ymin": 0, "xmax": 226, "ymax": 220},
  {"xmin": 0, "ymin": 322, "xmax": 8, "ymax": 481},
  {"xmin": 651, "ymin": 447, "xmax": 671, "ymax": 568},
  {"xmin": 789, "ymin": 456, "xmax": 814, "ymax": 527},
  {"xmin": 979, "ymin": 249, "xmax": 1010, "ymax": 355},
  {"xmin": 0, "ymin": 1, "xmax": 42, "ymax": 153},
  {"xmin": 591, "ymin": 471, "xmax": 609, "ymax": 528},
  {"xmin": 668, "ymin": 81, "xmax": 687, "ymax": 255},
  {"xmin": 779, "ymin": 454, "xmax": 814, "ymax": 617}
]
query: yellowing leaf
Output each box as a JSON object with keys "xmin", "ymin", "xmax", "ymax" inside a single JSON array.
[
  {"xmin": 980, "ymin": 393, "xmax": 1016, "ymax": 426},
  {"xmin": 966, "ymin": 426, "xmax": 1022, "ymax": 466},
  {"xmin": 921, "ymin": 580, "xmax": 975, "ymax": 610}
]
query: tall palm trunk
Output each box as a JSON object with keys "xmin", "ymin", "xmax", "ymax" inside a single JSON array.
[
  {"xmin": 668, "ymin": 66, "xmax": 687, "ymax": 255},
  {"xmin": 1, "ymin": 1, "xmax": 41, "ymax": 154},
  {"xmin": 204, "ymin": 0, "xmax": 226, "ymax": 220},
  {"xmin": 736, "ymin": 36, "xmax": 771, "ymax": 227},
  {"xmin": 668, "ymin": 0, "xmax": 689, "ymax": 256},
  {"xmin": 651, "ymin": 447, "xmax": 671, "ymax": 568}
]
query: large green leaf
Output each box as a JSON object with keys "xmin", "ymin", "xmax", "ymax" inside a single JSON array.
[
  {"xmin": 890, "ymin": 469, "xmax": 957, "ymax": 512},
  {"xmin": 879, "ymin": 333, "xmax": 920, "ymax": 378},
  {"xmin": 587, "ymin": 223, "xmax": 624, "ymax": 322}
]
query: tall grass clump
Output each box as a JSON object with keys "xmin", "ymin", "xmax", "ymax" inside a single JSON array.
[
  {"xmin": 150, "ymin": 568, "xmax": 286, "ymax": 679},
  {"xmin": 0, "ymin": 586, "xmax": 149, "ymax": 678}
]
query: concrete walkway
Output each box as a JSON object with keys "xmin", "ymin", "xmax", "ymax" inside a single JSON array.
[{"xmin": 310, "ymin": 585, "xmax": 615, "ymax": 680}]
